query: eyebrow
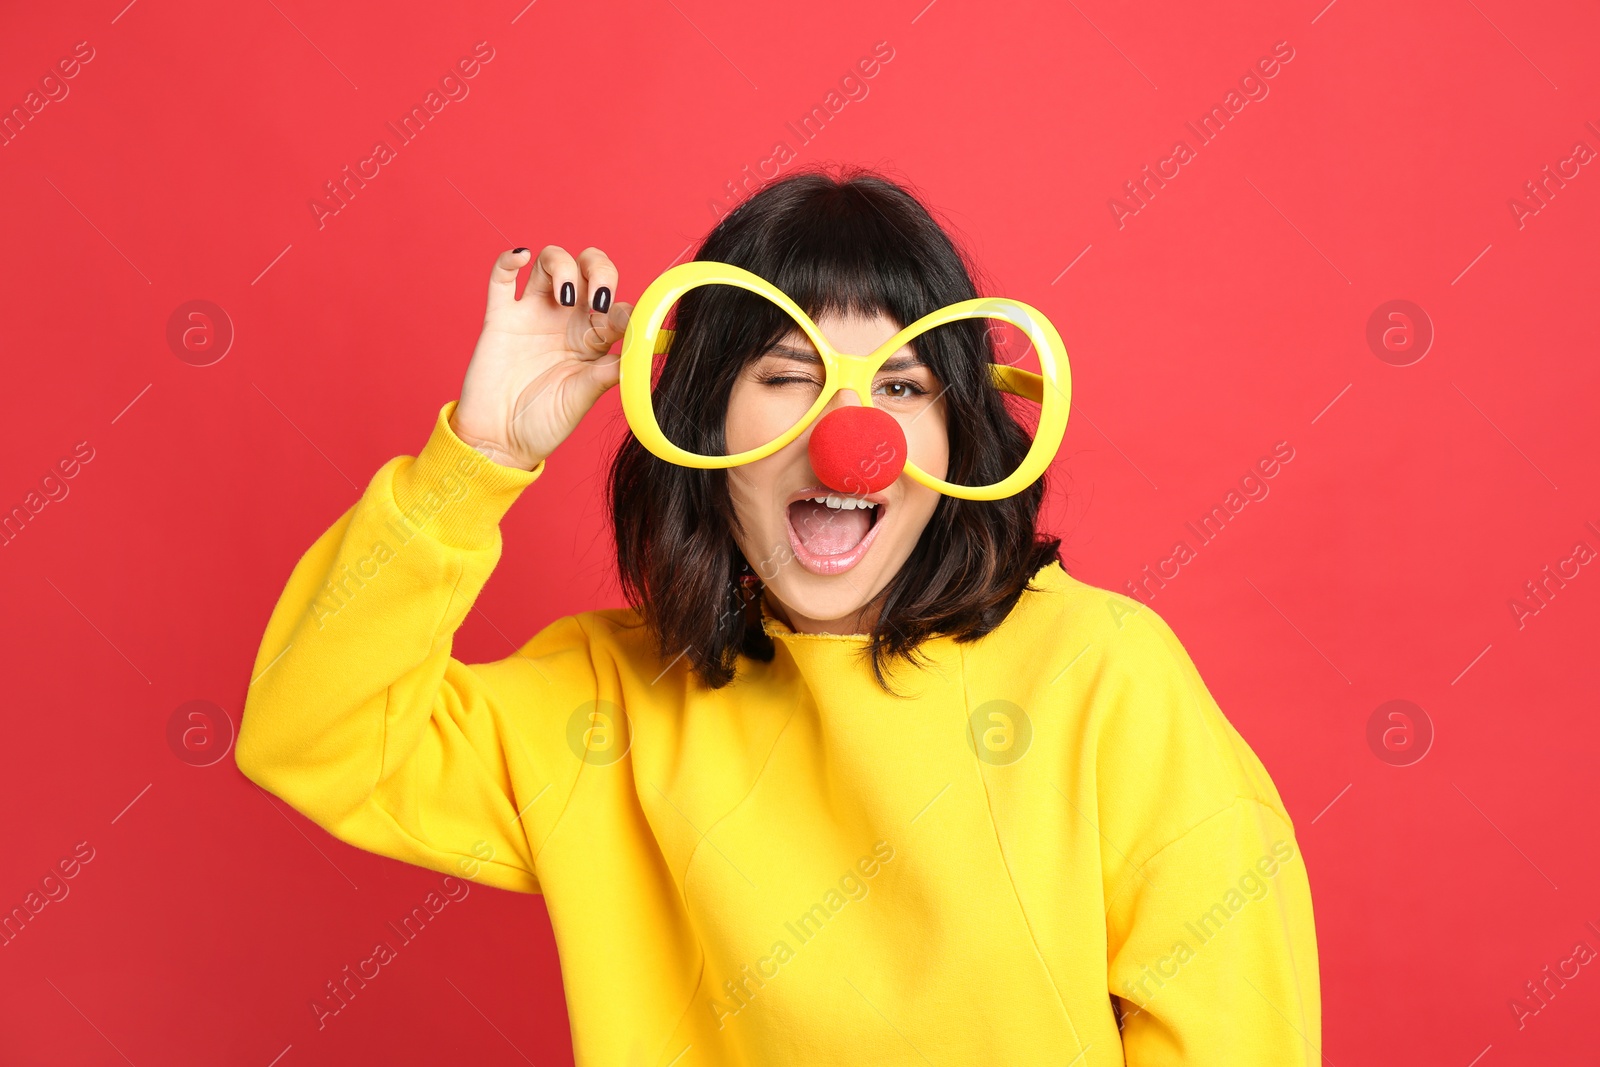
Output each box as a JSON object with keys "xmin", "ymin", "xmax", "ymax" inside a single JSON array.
[{"xmin": 763, "ymin": 343, "xmax": 929, "ymax": 373}]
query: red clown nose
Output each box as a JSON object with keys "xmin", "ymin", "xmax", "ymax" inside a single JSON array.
[{"xmin": 807, "ymin": 405, "xmax": 908, "ymax": 495}]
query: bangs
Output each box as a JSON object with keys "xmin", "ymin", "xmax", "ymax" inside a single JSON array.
[
  {"xmin": 757, "ymin": 185, "xmax": 964, "ymax": 333},
  {"xmin": 683, "ymin": 180, "xmax": 978, "ymax": 375}
]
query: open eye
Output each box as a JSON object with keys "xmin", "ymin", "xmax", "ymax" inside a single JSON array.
[{"xmin": 874, "ymin": 378, "xmax": 930, "ymax": 400}]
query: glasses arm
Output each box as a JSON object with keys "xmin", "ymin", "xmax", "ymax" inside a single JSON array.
[{"xmin": 989, "ymin": 363, "xmax": 1045, "ymax": 403}]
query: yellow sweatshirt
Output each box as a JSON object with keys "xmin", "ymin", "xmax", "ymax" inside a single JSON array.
[{"xmin": 237, "ymin": 401, "xmax": 1321, "ymax": 1066}]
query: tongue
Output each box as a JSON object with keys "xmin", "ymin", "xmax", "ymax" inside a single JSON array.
[{"xmin": 789, "ymin": 500, "xmax": 871, "ymax": 556}]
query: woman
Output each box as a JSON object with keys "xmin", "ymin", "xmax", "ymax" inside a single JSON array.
[{"xmin": 237, "ymin": 168, "xmax": 1320, "ymax": 1065}]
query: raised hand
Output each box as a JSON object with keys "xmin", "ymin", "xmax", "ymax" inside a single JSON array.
[{"xmin": 450, "ymin": 245, "xmax": 632, "ymax": 471}]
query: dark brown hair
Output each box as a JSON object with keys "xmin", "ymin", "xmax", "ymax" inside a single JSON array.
[{"xmin": 607, "ymin": 164, "xmax": 1062, "ymax": 692}]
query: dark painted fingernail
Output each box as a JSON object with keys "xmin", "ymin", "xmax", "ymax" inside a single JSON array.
[
  {"xmin": 512, "ymin": 246, "xmax": 528, "ymax": 254},
  {"xmin": 560, "ymin": 281, "xmax": 575, "ymax": 306},
  {"xmin": 592, "ymin": 286, "xmax": 612, "ymax": 313}
]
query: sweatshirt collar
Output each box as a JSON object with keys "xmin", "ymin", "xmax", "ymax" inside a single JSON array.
[{"xmin": 757, "ymin": 594, "xmax": 874, "ymax": 642}]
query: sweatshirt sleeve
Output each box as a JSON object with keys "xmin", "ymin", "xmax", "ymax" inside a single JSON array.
[
  {"xmin": 1094, "ymin": 606, "xmax": 1322, "ymax": 1065},
  {"xmin": 235, "ymin": 401, "xmax": 599, "ymax": 895}
]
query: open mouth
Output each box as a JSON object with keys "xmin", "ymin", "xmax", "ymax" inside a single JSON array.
[{"xmin": 784, "ymin": 490, "xmax": 886, "ymax": 576}]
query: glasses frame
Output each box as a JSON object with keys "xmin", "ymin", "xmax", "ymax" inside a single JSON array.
[{"xmin": 617, "ymin": 260, "xmax": 1071, "ymax": 501}]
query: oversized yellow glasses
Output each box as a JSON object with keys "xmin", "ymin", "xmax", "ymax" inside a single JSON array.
[{"xmin": 616, "ymin": 260, "xmax": 1071, "ymax": 501}]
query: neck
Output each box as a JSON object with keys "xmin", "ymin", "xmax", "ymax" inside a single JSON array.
[{"xmin": 763, "ymin": 588, "xmax": 882, "ymax": 636}]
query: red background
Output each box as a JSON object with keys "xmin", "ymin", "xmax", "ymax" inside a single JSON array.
[{"xmin": 2, "ymin": 0, "xmax": 1597, "ymax": 1063}]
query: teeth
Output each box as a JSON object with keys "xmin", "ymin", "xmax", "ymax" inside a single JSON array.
[{"xmin": 807, "ymin": 494, "xmax": 878, "ymax": 510}]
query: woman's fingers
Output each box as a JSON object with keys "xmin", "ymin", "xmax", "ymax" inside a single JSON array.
[
  {"xmin": 484, "ymin": 241, "xmax": 627, "ymax": 366},
  {"xmin": 575, "ymin": 247, "xmax": 618, "ymax": 313},
  {"xmin": 525, "ymin": 244, "xmax": 581, "ymax": 307},
  {"xmin": 486, "ymin": 247, "xmax": 531, "ymax": 311},
  {"xmin": 577, "ymin": 300, "xmax": 631, "ymax": 359},
  {"xmin": 583, "ymin": 339, "xmax": 623, "ymax": 393}
]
